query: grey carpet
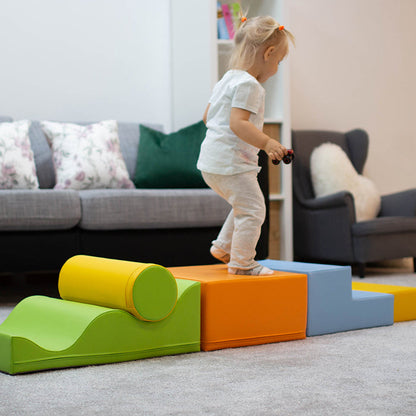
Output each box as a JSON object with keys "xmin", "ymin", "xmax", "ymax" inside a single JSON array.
[{"xmin": 1, "ymin": 263, "xmax": 415, "ymax": 416}]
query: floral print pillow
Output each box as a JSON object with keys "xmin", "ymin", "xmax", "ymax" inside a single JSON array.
[
  {"xmin": 40, "ymin": 120, "xmax": 134, "ymax": 190},
  {"xmin": 0, "ymin": 120, "xmax": 39, "ymax": 189}
]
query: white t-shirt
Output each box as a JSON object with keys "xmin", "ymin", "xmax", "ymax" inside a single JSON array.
[{"xmin": 197, "ymin": 70, "xmax": 265, "ymax": 175}]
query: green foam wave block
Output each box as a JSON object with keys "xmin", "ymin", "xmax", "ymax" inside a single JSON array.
[{"xmin": 0, "ymin": 279, "xmax": 200, "ymax": 374}]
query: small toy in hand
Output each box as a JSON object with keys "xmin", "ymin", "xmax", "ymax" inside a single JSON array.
[{"xmin": 272, "ymin": 149, "xmax": 295, "ymax": 165}]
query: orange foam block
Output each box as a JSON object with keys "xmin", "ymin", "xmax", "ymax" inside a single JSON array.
[{"xmin": 168, "ymin": 264, "xmax": 308, "ymax": 351}]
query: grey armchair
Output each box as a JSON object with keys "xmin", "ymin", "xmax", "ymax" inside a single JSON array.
[{"xmin": 292, "ymin": 129, "xmax": 416, "ymax": 277}]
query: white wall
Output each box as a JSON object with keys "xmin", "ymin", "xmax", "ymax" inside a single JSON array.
[
  {"xmin": 2, "ymin": 0, "xmax": 414, "ymax": 194},
  {"xmin": 170, "ymin": 0, "xmax": 214, "ymax": 131},
  {"xmin": 0, "ymin": 0, "xmax": 171, "ymax": 127},
  {"xmin": 288, "ymin": 0, "xmax": 416, "ymax": 194}
]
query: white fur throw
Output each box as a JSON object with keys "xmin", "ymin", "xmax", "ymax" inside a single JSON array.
[{"xmin": 310, "ymin": 143, "xmax": 381, "ymax": 222}]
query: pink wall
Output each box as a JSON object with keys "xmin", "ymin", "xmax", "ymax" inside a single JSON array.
[{"xmin": 288, "ymin": 0, "xmax": 416, "ymax": 194}]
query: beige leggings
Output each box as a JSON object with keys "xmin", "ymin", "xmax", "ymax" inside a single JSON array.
[{"xmin": 202, "ymin": 170, "xmax": 266, "ymax": 270}]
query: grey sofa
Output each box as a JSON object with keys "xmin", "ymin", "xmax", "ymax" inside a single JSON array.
[
  {"xmin": 0, "ymin": 116, "xmax": 270, "ymax": 273},
  {"xmin": 292, "ymin": 128, "xmax": 416, "ymax": 277}
]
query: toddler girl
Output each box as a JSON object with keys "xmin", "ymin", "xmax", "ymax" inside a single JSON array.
[{"xmin": 197, "ymin": 16, "xmax": 294, "ymax": 275}]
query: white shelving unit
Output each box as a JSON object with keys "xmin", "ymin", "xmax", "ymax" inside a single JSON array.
[{"xmin": 170, "ymin": 0, "xmax": 292, "ymax": 261}]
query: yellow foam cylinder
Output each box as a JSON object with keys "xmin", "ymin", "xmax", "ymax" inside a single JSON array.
[{"xmin": 58, "ymin": 255, "xmax": 178, "ymax": 322}]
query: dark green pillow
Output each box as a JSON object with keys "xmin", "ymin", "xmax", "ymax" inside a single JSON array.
[{"xmin": 134, "ymin": 121, "xmax": 208, "ymax": 189}]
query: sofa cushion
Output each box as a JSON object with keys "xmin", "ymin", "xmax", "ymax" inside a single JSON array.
[
  {"xmin": 0, "ymin": 120, "xmax": 39, "ymax": 190},
  {"xmin": 40, "ymin": 120, "xmax": 134, "ymax": 190},
  {"xmin": 0, "ymin": 190, "xmax": 81, "ymax": 231},
  {"xmin": 78, "ymin": 188, "xmax": 230, "ymax": 230},
  {"xmin": 133, "ymin": 121, "xmax": 207, "ymax": 189},
  {"xmin": 28, "ymin": 121, "xmax": 163, "ymax": 189}
]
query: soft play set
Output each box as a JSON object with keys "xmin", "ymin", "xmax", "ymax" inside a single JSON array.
[{"xmin": 1, "ymin": 255, "xmax": 415, "ymax": 375}]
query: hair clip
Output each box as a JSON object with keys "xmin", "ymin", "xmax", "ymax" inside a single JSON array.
[
  {"xmin": 241, "ymin": 16, "xmax": 247, "ymax": 23},
  {"xmin": 278, "ymin": 25, "xmax": 285, "ymax": 31}
]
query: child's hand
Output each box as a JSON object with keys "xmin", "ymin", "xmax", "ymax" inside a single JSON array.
[{"xmin": 264, "ymin": 138, "xmax": 287, "ymax": 163}]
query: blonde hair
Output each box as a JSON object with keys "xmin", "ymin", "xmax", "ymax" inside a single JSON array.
[{"xmin": 229, "ymin": 16, "xmax": 295, "ymax": 71}]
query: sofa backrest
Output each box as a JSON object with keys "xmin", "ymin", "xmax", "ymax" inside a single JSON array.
[{"xmin": 29, "ymin": 121, "xmax": 56, "ymax": 188}]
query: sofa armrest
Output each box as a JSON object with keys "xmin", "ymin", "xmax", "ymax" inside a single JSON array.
[{"xmin": 379, "ymin": 189, "xmax": 416, "ymax": 217}]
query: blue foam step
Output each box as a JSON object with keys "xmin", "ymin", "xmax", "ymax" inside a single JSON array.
[{"xmin": 260, "ymin": 260, "xmax": 394, "ymax": 336}]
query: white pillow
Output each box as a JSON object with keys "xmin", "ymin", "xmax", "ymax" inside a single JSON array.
[
  {"xmin": 41, "ymin": 120, "xmax": 134, "ymax": 190},
  {"xmin": 310, "ymin": 142, "xmax": 381, "ymax": 222},
  {"xmin": 0, "ymin": 120, "xmax": 39, "ymax": 189}
]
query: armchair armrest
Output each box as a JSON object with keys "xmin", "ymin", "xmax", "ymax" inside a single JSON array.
[
  {"xmin": 379, "ymin": 189, "xmax": 416, "ymax": 217},
  {"xmin": 295, "ymin": 190, "xmax": 356, "ymax": 220},
  {"xmin": 301, "ymin": 191, "xmax": 356, "ymax": 212},
  {"xmin": 293, "ymin": 191, "xmax": 356, "ymax": 263}
]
